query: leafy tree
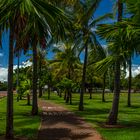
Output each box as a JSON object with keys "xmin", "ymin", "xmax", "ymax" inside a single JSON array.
[
  {"xmin": 88, "ymin": 44, "xmax": 108, "ymax": 101},
  {"xmin": 0, "ymin": 82, "xmax": 7, "ymax": 91},
  {"xmin": 58, "ymin": 78, "xmax": 74, "ymax": 104}
]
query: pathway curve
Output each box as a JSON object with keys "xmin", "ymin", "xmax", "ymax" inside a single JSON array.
[{"xmin": 38, "ymin": 100, "xmax": 103, "ymax": 140}]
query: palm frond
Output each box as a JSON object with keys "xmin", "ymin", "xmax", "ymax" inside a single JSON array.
[
  {"xmin": 94, "ymin": 56, "xmax": 115, "ymax": 75},
  {"xmin": 89, "ymin": 13, "xmax": 113, "ymax": 27},
  {"xmin": 79, "ymin": 0, "xmax": 102, "ymax": 26}
]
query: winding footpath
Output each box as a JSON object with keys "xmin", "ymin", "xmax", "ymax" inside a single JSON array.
[{"xmin": 38, "ymin": 100, "xmax": 103, "ymax": 140}]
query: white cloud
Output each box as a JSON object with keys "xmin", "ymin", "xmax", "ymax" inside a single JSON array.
[
  {"xmin": 0, "ymin": 67, "xmax": 8, "ymax": 82},
  {"xmin": 0, "ymin": 53, "xmax": 3, "ymax": 57},
  {"xmin": 0, "ymin": 61, "xmax": 32, "ymax": 82},
  {"xmin": 13, "ymin": 60, "xmax": 32, "ymax": 70},
  {"xmin": 22, "ymin": 61, "xmax": 32, "ymax": 68},
  {"xmin": 125, "ymin": 65, "xmax": 140, "ymax": 78}
]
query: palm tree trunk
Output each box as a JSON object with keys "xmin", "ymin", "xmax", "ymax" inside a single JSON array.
[
  {"xmin": 102, "ymin": 74, "xmax": 106, "ymax": 102},
  {"xmin": 107, "ymin": 60, "xmax": 120, "ymax": 124},
  {"xmin": 27, "ymin": 93, "xmax": 30, "ymax": 105},
  {"xmin": 127, "ymin": 58, "xmax": 132, "ymax": 107},
  {"xmin": 107, "ymin": 0, "xmax": 123, "ymax": 125},
  {"xmin": 64, "ymin": 91, "xmax": 66, "ymax": 100},
  {"xmin": 39, "ymin": 86, "xmax": 42, "ymax": 98},
  {"xmin": 69, "ymin": 89, "xmax": 72, "ymax": 105},
  {"xmin": 89, "ymin": 89, "xmax": 92, "ymax": 99},
  {"xmin": 89, "ymin": 78, "xmax": 93, "ymax": 99},
  {"xmin": 59, "ymin": 90, "xmax": 62, "ymax": 97},
  {"xmin": 68, "ymin": 68, "xmax": 72, "ymax": 104},
  {"xmin": 6, "ymin": 29, "xmax": 14, "ymax": 139},
  {"xmin": 66, "ymin": 90, "xmax": 69, "ymax": 103},
  {"xmin": 48, "ymin": 84, "xmax": 51, "ymax": 100},
  {"xmin": 79, "ymin": 41, "xmax": 88, "ymax": 111},
  {"xmin": 38, "ymin": 59, "xmax": 42, "ymax": 98},
  {"xmin": 32, "ymin": 39, "xmax": 38, "ymax": 115},
  {"xmin": 16, "ymin": 51, "xmax": 20, "ymax": 102}
]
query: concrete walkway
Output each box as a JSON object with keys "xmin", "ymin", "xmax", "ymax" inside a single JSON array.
[{"xmin": 38, "ymin": 100, "xmax": 103, "ymax": 140}]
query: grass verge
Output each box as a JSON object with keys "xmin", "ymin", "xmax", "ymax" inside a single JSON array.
[{"xmin": 0, "ymin": 97, "xmax": 40, "ymax": 139}]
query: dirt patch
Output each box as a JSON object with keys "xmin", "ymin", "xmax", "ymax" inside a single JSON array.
[{"xmin": 38, "ymin": 100, "xmax": 103, "ymax": 140}]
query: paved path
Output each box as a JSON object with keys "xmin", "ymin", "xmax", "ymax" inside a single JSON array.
[{"xmin": 38, "ymin": 100, "xmax": 103, "ymax": 140}]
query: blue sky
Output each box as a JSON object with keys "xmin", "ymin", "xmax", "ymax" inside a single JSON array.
[{"xmin": 0, "ymin": 0, "xmax": 140, "ymax": 68}]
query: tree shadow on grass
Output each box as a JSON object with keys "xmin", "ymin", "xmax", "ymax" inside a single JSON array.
[
  {"xmin": 14, "ymin": 116, "xmax": 39, "ymax": 127},
  {"xmin": 129, "ymin": 105, "xmax": 140, "ymax": 109}
]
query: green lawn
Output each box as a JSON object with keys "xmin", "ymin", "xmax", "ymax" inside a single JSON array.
[
  {"xmin": 0, "ymin": 97, "xmax": 40, "ymax": 139},
  {"xmin": 42, "ymin": 92, "xmax": 140, "ymax": 140}
]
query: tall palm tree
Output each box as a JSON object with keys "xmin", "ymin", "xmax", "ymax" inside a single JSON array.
[
  {"xmin": 37, "ymin": 48, "xmax": 46, "ymax": 98},
  {"xmin": 125, "ymin": 0, "xmax": 140, "ymax": 106},
  {"xmin": 88, "ymin": 46, "xmax": 108, "ymax": 102},
  {"xmin": 76, "ymin": 0, "xmax": 112, "ymax": 111},
  {"xmin": 0, "ymin": 0, "xmax": 71, "ymax": 138},
  {"xmin": 0, "ymin": 1, "xmax": 19, "ymax": 138},
  {"xmin": 97, "ymin": 19, "xmax": 140, "ymax": 124},
  {"xmin": 105, "ymin": 0, "xmax": 123, "ymax": 125}
]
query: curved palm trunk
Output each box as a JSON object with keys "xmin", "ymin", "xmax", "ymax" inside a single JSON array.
[
  {"xmin": 107, "ymin": 0, "xmax": 123, "ymax": 125},
  {"xmin": 32, "ymin": 40, "xmax": 38, "ymax": 115},
  {"xmin": 107, "ymin": 60, "xmax": 120, "ymax": 124},
  {"xmin": 79, "ymin": 42, "xmax": 88, "ymax": 111},
  {"xmin": 127, "ymin": 58, "xmax": 132, "ymax": 107},
  {"xmin": 6, "ymin": 29, "xmax": 14, "ymax": 139}
]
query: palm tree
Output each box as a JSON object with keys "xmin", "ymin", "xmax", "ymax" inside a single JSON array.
[
  {"xmin": 105, "ymin": 0, "xmax": 123, "ymax": 125},
  {"xmin": 75, "ymin": 0, "xmax": 112, "ymax": 111},
  {"xmin": 88, "ymin": 44, "xmax": 108, "ymax": 102},
  {"xmin": 37, "ymin": 48, "xmax": 46, "ymax": 98},
  {"xmin": 125, "ymin": 0, "xmax": 140, "ymax": 106},
  {"xmin": 96, "ymin": 19, "xmax": 140, "ymax": 124},
  {"xmin": 0, "ymin": 1, "xmax": 19, "ymax": 138},
  {"xmin": 50, "ymin": 43, "xmax": 81, "ymax": 104},
  {"xmin": 15, "ymin": 0, "xmax": 71, "ymax": 115}
]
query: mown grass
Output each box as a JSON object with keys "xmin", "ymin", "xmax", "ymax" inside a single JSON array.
[
  {"xmin": 0, "ymin": 97, "xmax": 40, "ymax": 139},
  {"xmin": 42, "ymin": 92, "xmax": 140, "ymax": 140}
]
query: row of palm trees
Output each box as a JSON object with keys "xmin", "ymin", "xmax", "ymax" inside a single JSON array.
[
  {"xmin": 0, "ymin": 0, "xmax": 75, "ymax": 139},
  {"xmin": 0, "ymin": 0, "xmax": 140, "ymax": 139},
  {"xmin": 96, "ymin": 0, "xmax": 140, "ymax": 124},
  {"xmin": 48, "ymin": 0, "xmax": 140, "ymax": 126}
]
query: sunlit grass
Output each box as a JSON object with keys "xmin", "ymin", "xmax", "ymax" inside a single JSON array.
[
  {"xmin": 42, "ymin": 92, "xmax": 140, "ymax": 140},
  {"xmin": 0, "ymin": 97, "xmax": 40, "ymax": 139}
]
